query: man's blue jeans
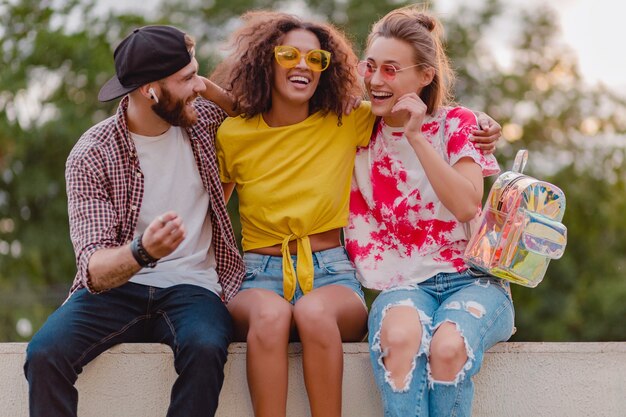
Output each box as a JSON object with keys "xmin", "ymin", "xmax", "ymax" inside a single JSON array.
[{"xmin": 24, "ymin": 282, "xmax": 233, "ymax": 417}]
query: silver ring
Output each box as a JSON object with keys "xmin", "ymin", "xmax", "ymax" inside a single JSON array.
[{"xmin": 158, "ymin": 216, "xmax": 166, "ymax": 225}]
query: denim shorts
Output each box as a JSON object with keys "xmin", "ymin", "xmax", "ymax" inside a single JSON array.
[{"xmin": 241, "ymin": 246, "xmax": 365, "ymax": 305}]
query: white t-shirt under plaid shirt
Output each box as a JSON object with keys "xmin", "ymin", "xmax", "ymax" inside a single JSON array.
[
  {"xmin": 345, "ymin": 106, "xmax": 500, "ymax": 291},
  {"xmin": 65, "ymin": 96, "xmax": 244, "ymax": 302}
]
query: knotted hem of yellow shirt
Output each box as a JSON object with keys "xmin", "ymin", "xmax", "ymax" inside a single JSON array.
[{"xmin": 281, "ymin": 234, "xmax": 314, "ymax": 302}]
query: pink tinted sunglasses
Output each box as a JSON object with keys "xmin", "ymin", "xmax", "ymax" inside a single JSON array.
[{"xmin": 357, "ymin": 60, "xmax": 425, "ymax": 81}]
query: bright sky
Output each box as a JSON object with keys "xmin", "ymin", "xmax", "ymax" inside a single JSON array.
[
  {"xmin": 436, "ymin": 0, "xmax": 626, "ymax": 93},
  {"xmin": 97, "ymin": 0, "xmax": 625, "ymax": 94},
  {"xmin": 554, "ymin": 0, "xmax": 626, "ymax": 92}
]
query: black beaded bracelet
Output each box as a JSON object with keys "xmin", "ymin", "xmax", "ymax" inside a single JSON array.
[{"xmin": 130, "ymin": 233, "xmax": 159, "ymax": 268}]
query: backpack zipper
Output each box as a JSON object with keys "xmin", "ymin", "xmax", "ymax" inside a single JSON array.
[{"xmin": 496, "ymin": 175, "xmax": 527, "ymax": 211}]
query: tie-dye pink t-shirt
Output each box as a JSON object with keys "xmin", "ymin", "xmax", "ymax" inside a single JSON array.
[{"xmin": 345, "ymin": 106, "xmax": 499, "ymax": 290}]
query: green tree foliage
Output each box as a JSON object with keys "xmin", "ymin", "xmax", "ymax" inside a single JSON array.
[
  {"xmin": 442, "ymin": 4, "xmax": 626, "ymax": 341},
  {"xmin": 512, "ymin": 151, "xmax": 626, "ymax": 341},
  {"xmin": 0, "ymin": 0, "xmax": 624, "ymax": 342},
  {"xmin": 0, "ymin": 0, "xmax": 154, "ymax": 340}
]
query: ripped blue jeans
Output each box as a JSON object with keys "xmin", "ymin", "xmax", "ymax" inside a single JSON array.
[{"xmin": 368, "ymin": 269, "xmax": 515, "ymax": 417}]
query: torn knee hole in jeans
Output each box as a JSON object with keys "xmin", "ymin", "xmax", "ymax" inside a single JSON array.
[
  {"xmin": 428, "ymin": 320, "xmax": 475, "ymax": 388},
  {"xmin": 444, "ymin": 300, "xmax": 486, "ymax": 319},
  {"xmin": 372, "ymin": 299, "xmax": 431, "ymax": 393}
]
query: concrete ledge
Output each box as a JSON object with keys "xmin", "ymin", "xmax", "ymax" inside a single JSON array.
[{"xmin": 2, "ymin": 342, "xmax": 625, "ymax": 416}]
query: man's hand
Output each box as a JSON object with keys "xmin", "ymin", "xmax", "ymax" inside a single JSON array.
[
  {"xmin": 142, "ymin": 211, "xmax": 186, "ymax": 260},
  {"xmin": 472, "ymin": 112, "xmax": 501, "ymax": 155},
  {"xmin": 87, "ymin": 211, "xmax": 186, "ymax": 291}
]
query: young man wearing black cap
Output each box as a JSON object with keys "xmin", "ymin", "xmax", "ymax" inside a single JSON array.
[{"xmin": 23, "ymin": 25, "xmax": 244, "ymax": 417}]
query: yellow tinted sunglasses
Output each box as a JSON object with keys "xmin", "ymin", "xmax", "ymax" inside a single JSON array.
[{"xmin": 274, "ymin": 45, "xmax": 331, "ymax": 72}]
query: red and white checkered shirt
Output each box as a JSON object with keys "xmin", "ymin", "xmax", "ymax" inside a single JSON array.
[{"xmin": 65, "ymin": 96, "xmax": 244, "ymax": 302}]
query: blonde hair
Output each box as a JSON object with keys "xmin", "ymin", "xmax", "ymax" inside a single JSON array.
[{"xmin": 367, "ymin": 5, "xmax": 454, "ymax": 114}]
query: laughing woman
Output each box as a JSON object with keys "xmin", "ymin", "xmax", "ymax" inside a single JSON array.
[
  {"xmin": 345, "ymin": 6, "xmax": 515, "ymax": 417},
  {"xmin": 212, "ymin": 11, "xmax": 373, "ymax": 417}
]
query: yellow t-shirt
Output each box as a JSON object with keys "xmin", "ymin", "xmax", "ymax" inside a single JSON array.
[{"xmin": 217, "ymin": 102, "xmax": 376, "ymax": 301}]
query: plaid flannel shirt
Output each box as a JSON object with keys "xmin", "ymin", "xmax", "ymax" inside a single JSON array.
[{"xmin": 65, "ymin": 96, "xmax": 244, "ymax": 302}]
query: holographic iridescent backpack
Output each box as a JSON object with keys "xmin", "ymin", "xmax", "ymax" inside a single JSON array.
[{"xmin": 464, "ymin": 150, "xmax": 567, "ymax": 287}]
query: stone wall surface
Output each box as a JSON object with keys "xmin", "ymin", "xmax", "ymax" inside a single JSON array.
[{"xmin": 1, "ymin": 342, "xmax": 624, "ymax": 417}]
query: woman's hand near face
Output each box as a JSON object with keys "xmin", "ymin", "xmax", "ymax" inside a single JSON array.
[{"xmin": 391, "ymin": 93, "xmax": 427, "ymax": 142}]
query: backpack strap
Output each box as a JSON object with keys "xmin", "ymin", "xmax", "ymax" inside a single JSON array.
[{"xmin": 512, "ymin": 150, "xmax": 528, "ymax": 173}]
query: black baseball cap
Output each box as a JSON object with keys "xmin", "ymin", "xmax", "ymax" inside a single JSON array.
[{"xmin": 98, "ymin": 25, "xmax": 192, "ymax": 102}]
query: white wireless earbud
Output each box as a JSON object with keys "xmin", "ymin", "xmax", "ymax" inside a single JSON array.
[{"xmin": 148, "ymin": 87, "xmax": 159, "ymax": 104}]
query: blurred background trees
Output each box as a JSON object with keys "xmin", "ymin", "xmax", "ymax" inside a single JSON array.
[{"xmin": 0, "ymin": 0, "xmax": 624, "ymax": 342}]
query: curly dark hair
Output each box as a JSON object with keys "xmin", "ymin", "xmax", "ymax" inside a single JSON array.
[{"xmin": 211, "ymin": 11, "xmax": 361, "ymax": 124}]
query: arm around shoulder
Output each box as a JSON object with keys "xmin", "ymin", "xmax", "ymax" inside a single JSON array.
[
  {"xmin": 200, "ymin": 77, "xmax": 239, "ymax": 117},
  {"xmin": 222, "ymin": 182, "xmax": 236, "ymax": 203},
  {"xmin": 470, "ymin": 109, "xmax": 501, "ymax": 154}
]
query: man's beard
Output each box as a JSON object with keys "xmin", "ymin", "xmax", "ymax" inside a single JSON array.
[{"xmin": 151, "ymin": 86, "xmax": 198, "ymax": 128}]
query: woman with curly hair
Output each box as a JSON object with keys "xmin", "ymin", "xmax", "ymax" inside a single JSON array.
[{"xmin": 212, "ymin": 10, "xmax": 373, "ymax": 417}]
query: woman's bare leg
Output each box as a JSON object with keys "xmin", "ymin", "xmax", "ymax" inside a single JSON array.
[
  {"xmin": 228, "ymin": 289, "xmax": 294, "ymax": 417},
  {"xmin": 293, "ymin": 285, "xmax": 368, "ymax": 417}
]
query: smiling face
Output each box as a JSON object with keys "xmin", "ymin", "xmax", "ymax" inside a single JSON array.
[
  {"xmin": 364, "ymin": 37, "xmax": 432, "ymax": 126},
  {"xmin": 152, "ymin": 57, "xmax": 205, "ymax": 128},
  {"xmin": 271, "ymin": 29, "xmax": 323, "ymax": 110}
]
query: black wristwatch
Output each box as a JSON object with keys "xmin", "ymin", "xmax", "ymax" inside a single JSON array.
[{"xmin": 130, "ymin": 233, "xmax": 159, "ymax": 268}]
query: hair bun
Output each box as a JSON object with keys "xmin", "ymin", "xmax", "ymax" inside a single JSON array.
[{"xmin": 416, "ymin": 14, "xmax": 436, "ymax": 32}]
